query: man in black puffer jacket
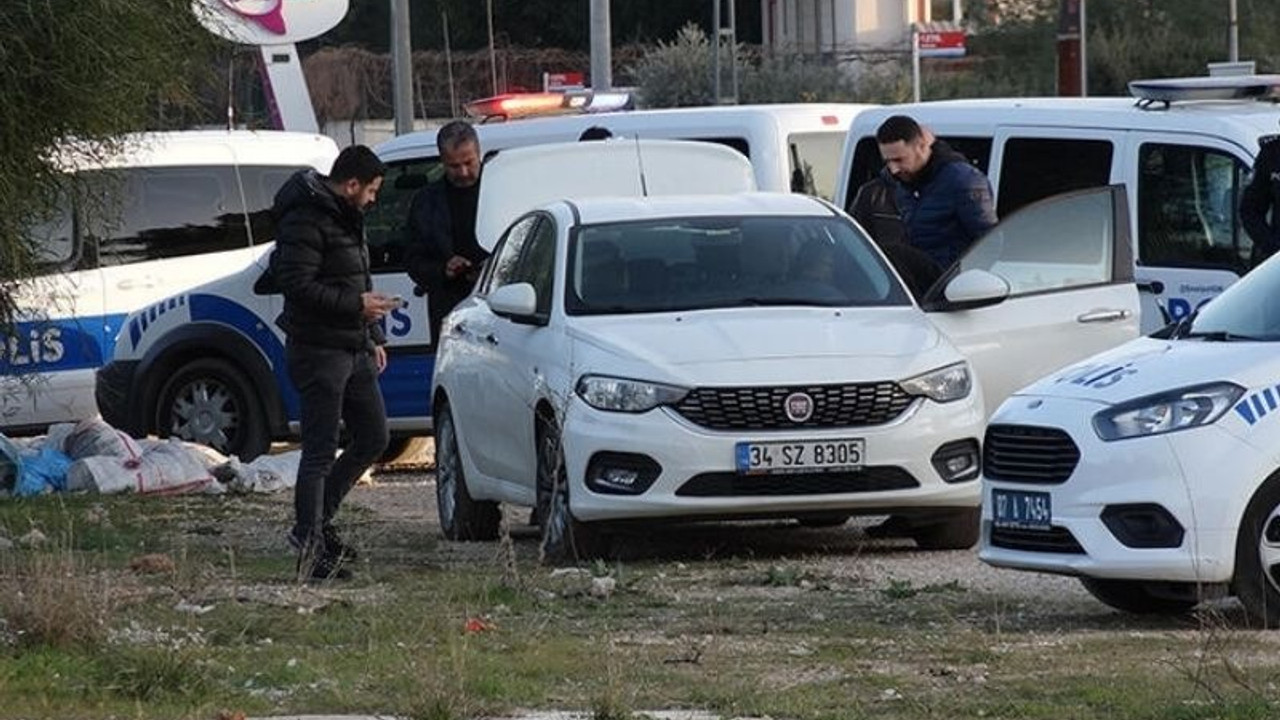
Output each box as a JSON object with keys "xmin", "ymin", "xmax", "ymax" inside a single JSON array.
[{"xmin": 272, "ymin": 145, "xmax": 396, "ymax": 582}]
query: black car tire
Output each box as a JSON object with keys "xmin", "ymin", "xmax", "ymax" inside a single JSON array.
[
  {"xmin": 154, "ymin": 357, "xmax": 269, "ymax": 460},
  {"xmin": 1233, "ymin": 473, "xmax": 1280, "ymax": 627},
  {"xmin": 536, "ymin": 415, "xmax": 607, "ymax": 565},
  {"xmin": 434, "ymin": 403, "xmax": 500, "ymax": 542}
]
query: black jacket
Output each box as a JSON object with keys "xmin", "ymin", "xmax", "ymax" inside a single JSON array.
[
  {"xmin": 851, "ymin": 171, "xmax": 908, "ymax": 247},
  {"xmin": 892, "ymin": 140, "xmax": 997, "ymax": 269},
  {"xmin": 271, "ymin": 169, "xmax": 385, "ymax": 351},
  {"xmin": 1242, "ymin": 136, "xmax": 1280, "ymax": 266},
  {"xmin": 404, "ymin": 179, "xmax": 488, "ymax": 345}
]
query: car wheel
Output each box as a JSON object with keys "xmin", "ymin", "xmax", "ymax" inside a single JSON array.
[
  {"xmin": 1079, "ymin": 578, "xmax": 1200, "ymax": 616},
  {"xmin": 536, "ymin": 415, "xmax": 607, "ymax": 565},
  {"xmin": 796, "ymin": 513, "xmax": 850, "ymax": 528},
  {"xmin": 154, "ymin": 357, "xmax": 269, "ymax": 461},
  {"xmin": 434, "ymin": 403, "xmax": 500, "ymax": 541},
  {"xmin": 909, "ymin": 507, "xmax": 980, "ymax": 550},
  {"xmin": 1233, "ymin": 475, "xmax": 1280, "ymax": 627}
]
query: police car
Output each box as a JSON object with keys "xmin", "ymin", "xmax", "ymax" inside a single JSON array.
[{"xmin": 979, "ymin": 250, "xmax": 1280, "ymax": 626}]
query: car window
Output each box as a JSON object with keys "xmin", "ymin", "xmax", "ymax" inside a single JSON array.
[
  {"xmin": 365, "ymin": 157, "xmax": 443, "ymax": 272},
  {"xmin": 1137, "ymin": 143, "xmax": 1252, "ymax": 274},
  {"xmin": 509, "ymin": 217, "xmax": 557, "ymax": 315},
  {"xmin": 997, "ymin": 138, "xmax": 1113, "ymax": 217},
  {"xmin": 238, "ymin": 165, "xmax": 305, "ymax": 246},
  {"xmin": 485, "ymin": 214, "xmax": 541, "ymax": 294},
  {"xmin": 955, "ymin": 188, "xmax": 1117, "ymax": 297},
  {"xmin": 787, "ymin": 131, "xmax": 845, "ymax": 200},
  {"xmin": 26, "ymin": 194, "xmax": 75, "ymax": 272},
  {"xmin": 88, "ymin": 166, "xmax": 249, "ymax": 266},
  {"xmin": 566, "ymin": 215, "xmax": 910, "ymax": 315},
  {"xmin": 1187, "ymin": 249, "xmax": 1280, "ymax": 340}
]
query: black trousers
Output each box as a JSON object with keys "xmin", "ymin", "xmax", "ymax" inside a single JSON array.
[{"xmin": 286, "ymin": 342, "xmax": 389, "ymax": 543}]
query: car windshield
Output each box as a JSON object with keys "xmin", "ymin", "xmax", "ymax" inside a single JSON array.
[
  {"xmin": 566, "ymin": 215, "xmax": 910, "ymax": 315},
  {"xmin": 1179, "ymin": 257, "xmax": 1280, "ymax": 341}
]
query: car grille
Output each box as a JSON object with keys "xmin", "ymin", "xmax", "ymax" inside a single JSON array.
[
  {"xmin": 675, "ymin": 466, "xmax": 918, "ymax": 497},
  {"xmin": 989, "ymin": 525, "xmax": 1085, "ymax": 554},
  {"xmin": 984, "ymin": 424, "xmax": 1080, "ymax": 485},
  {"xmin": 672, "ymin": 383, "xmax": 914, "ymax": 431}
]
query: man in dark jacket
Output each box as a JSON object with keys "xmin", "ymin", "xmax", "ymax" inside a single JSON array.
[
  {"xmin": 273, "ymin": 144, "xmax": 395, "ymax": 582},
  {"xmin": 850, "ymin": 169, "xmax": 943, "ymax": 300},
  {"xmin": 405, "ymin": 121, "xmax": 489, "ymax": 347},
  {"xmin": 876, "ymin": 115, "xmax": 997, "ymax": 269},
  {"xmin": 1241, "ymin": 135, "xmax": 1280, "ymax": 267}
]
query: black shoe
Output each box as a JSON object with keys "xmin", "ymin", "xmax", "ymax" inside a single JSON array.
[
  {"xmin": 289, "ymin": 526, "xmax": 358, "ymax": 562},
  {"xmin": 298, "ymin": 550, "xmax": 352, "ymax": 583},
  {"xmin": 321, "ymin": 525, "xmax": 359, "ymax": 562}
]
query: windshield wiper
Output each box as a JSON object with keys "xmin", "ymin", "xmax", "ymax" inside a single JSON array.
[{"xmin": 1181, "ymin": 330, "xmax": 1270, "ymax": 342}]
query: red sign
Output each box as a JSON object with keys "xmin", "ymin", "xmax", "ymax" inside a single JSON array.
[
  {"xmin": 543, "ymin": 72, "xmax": 586, "ymax": 92},
  {"xmin": 917, "ymin": 30, "xmax": 966, "ymax": 58}
]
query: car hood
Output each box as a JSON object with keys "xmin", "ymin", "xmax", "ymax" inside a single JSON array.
[
  {"xmin": 567, "ymin": 306, "xmax": 953, "ymax": 385},
  {"xmin": 1015, "ymin": 335, "xmax": 1280, "ymax": 405}
]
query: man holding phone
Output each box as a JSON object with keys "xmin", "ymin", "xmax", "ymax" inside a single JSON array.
[{"xmin": 405, "ymin": 121, "xmax": 490, "ymax": 348}]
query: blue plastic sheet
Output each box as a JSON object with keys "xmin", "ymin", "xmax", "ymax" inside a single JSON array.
[{"xmin": 15, "ymin": 447, "xmax": 74, "ymax": 497}]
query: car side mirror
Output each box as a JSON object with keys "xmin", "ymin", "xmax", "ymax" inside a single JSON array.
[
  {"xmin": 487, "ymin": 282, "xmax": 541, "ymax": 322},
  {"xmin": 943, "ymin": 269, "xmax": 1010, "ymax": 310}
]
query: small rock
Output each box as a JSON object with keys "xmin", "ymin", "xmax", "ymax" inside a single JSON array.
[
  {"xmin": 173, "ymin": 600, "xmax": 215, "ymax": 615},
  {"xmin": 799, "ymin": 579, "xmax": 815, "ymax": 590},
  {"xmin": 589, "ymin": 576, "xmax": 617, "ymax": 599},
  {"xmin": 216, "ymin": 710, "xmax": 247, "ymax": 720},
  {"xmin": 286, "ymin": 657, "xmax": 298, "ymax": 668},
  {"xmin": 129, "ymin": 553, "xmax": 176, "ymax": 574},
  {"xmin": 18, "ymin": 529, "xmax": 47, "ymax": 547},
  {"xmin": 550, "ymin": 567, "xmax": 590, "ymax": 578},
  {"xmin": 84, "ymin": 505, "xmax": 107, "ymax": 524},
  {"xmin": 881, "ymin": 687, "xmax": 903, "ymax": 700}
]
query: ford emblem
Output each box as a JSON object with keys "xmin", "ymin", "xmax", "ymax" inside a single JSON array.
[{"xmin": 784, "ymin": 392, "xmax": 815, "ymax": 423}]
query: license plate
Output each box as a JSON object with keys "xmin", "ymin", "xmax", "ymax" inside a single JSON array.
[
  {"xmin": 992, "ymin": 489, "xmax": 1052, "ymax": 531},
  {"xmin": 735, "ymin": 439, "xmax": 864, "ymax": 475}
]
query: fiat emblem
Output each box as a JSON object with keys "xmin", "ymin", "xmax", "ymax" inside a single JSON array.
[{"xmin": 784, "ymin": 392, "xmax": 814, "ymax": 423}]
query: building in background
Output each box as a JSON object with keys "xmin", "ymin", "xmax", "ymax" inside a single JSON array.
[{"xmin": 762, "ymin": 0, "xmax": 964, "ymax": 56}]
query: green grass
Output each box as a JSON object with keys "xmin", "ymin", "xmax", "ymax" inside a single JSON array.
[{"xmin": 3, "ymin": 491, "xmax": 1280, "ymax": 719}]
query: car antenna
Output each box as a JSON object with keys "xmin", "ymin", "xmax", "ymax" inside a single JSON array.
[{"xmin": 633, "ymin": 135, "xmax": 649, "ymax": 197}]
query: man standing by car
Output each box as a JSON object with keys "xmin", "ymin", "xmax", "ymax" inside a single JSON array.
[
  {"xmin": 406, "ymin": 121, "xmax": 489, "ymax": 347},
  {"xmin": 876, "ymin": 115, "xmax": 997, "ymax": 269},
  {"xmin": 1241, "ymin": 134, "xmax": 1280, "ymax": 266},
  {"xmin": 273, "ymin": 144, "xmax": 395, "ymax": 582}
]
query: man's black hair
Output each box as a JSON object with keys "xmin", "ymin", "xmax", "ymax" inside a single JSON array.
[
  {"xmin": 875, "ymin": 115, "xmax": 925, "ymax": 145},
  {"xmin": 579, "ymin": 125, "xmax": 613, "ymax": 141},
  {"xmin": 329, "ymin": 145, "xmax": 387, "ymax": 184},
  {"xmin": 437, "ymin": 120, "xmax": 479, "ymax": 154}
]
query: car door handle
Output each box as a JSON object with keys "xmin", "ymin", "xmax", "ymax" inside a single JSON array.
[
  {"xmin": 116, "ymin": 278, "xmax": 158, "ymax": 290},
  {"xmin": 483, "ymin": 333, "xmax": 499, "ymax": 346},
  {"xmin": 1076, "ymin": 308, "xmax": 1131, "ymax": 324}
]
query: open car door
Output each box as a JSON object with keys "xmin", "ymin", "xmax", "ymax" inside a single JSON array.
[{"xmin": 925, "ymin": 185, "xmax": 1140, "ymax": 413}]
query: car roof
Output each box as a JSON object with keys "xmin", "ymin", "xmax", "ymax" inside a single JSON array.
[
  {"xmin": 58, "ymin": 130, "xmax": 339, "ymax": 171},
  {"xmin": 377, "ymin": 102, "xmax": 870, "ymax": 161},
  {"xmin": 564, "ymin": 192, "xmax": 835, "ymax": 226},
  {"xmin": 852, "ymin": 97, "xmax": 1280, "ymax": 143}
]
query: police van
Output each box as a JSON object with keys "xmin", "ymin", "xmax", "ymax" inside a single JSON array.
[
  {"xmin": 96, "ymin": 103, "xmax": 870, "ymax": 459},
  {"xmin": 834, "ymin": 74, "xmax": 1280, "ymax": 333},
  {"xmin": 3, "ymin": 131, "xmax": 338, "ymax": 438}
]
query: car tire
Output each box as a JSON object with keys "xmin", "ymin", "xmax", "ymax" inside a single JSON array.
[
  {"xmin": 154, "ymin": 357, "xmax": 269, "ymax": 461},
  {"xmin": 434, "ymin": 403, "xmax": 500, "ymax": 542},
  {"xmin": 536, "ymin": 415, "xmax": 607, "ymax": 565},
  {"xmin": 1079, "ymin": 578, "xmax": 1200, "ymax": 616},
  {"xmin": 1233, "ymin": 474, "xmax": 1280, "ymax": 627},
  {"xmin": 909, "ymin": 507, "xmax": 980, "ymax": 550}
]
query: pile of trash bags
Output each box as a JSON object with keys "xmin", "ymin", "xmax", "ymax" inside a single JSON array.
[{"xmin": 0, "ymin": 418, "xmax": 300, "ymax": 498}]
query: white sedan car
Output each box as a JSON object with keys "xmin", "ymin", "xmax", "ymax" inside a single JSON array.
[
  {"xmin": 431, "ymin": 141, "xmax": 1138, "ymax": 562},
  {"xmin": 980, "ymin": 255, "xmax": 1280, "ymax": 625}
]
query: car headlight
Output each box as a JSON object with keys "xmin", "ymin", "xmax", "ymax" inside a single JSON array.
[
  {"xmin": 575, "ymin": 375, "xmax": 690, "ymax": 413},
  {"xmin": 900, "ymin": 362, "xmax": 972, "ymax": 403},
  {"xmin": 1093, "ymin": 382, "xmax": 1244, "ymax": 441}
]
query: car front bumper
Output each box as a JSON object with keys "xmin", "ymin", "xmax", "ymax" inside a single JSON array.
[{"xmin": 561, "ymin": 393, "xmax": 985, "ymax": 522}]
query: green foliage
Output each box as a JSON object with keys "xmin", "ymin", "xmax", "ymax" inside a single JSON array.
[
  {"xmin": 0, "ymin": 1, "xmax": 213, "ymax": 320},
  {"xmin": 740, "ymin": 53, "xmax": 860, "ymax": 104},
  {"xmin": 631, "ymin": 23, "xmax": 715, "ymax": 108}
]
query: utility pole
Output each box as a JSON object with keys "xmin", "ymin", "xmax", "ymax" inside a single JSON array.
[
  {"xmin": 486, "ymin": 0, "xmax": 498, "ymax": 95},
  {"xmin": 390, "ymin": 0, "xmax": 413, "ymax": 135},
  {"xmin": 1056, "ymin": 0, "xmax": 1084, "ymax": 96},
  {"xmin": 712, "ymin": 0, "xmax": 738, "ymax": 104},
  {"xmin": 590, "ymin": 0, "xmax": 613, "ymax": 91},
  {"xmin": 1229, "ymin": 0, "xmax": 1239, "ymax": 63}
]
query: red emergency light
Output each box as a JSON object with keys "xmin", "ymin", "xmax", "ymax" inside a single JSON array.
[{"xmin": 464, "ymin": 90, "xmax": 634, "ymax": 122}]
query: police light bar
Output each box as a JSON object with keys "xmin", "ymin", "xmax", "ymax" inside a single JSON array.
[
  {"xmin": 1129, "ymin": 74, "xmax": 1280, "ymax": 108},
  {"xmin": 464, "ymin": 90, "xmax": 634, "ymax": 121}
]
